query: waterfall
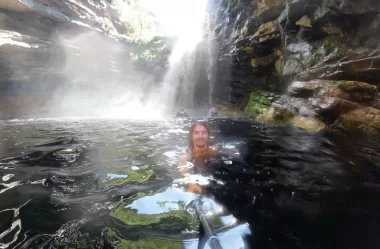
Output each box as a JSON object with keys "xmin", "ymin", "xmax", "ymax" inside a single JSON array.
[
  {"xmin": 47, "ymin": 0, "xmax": 221, "ymax": 118},
  {"xmin": 158, "ymin": 0, "xmax": 219, "ymax": 114},
  {"xmin": 206, "ymin": 6, "xmax": 218, "ymax": 108}
]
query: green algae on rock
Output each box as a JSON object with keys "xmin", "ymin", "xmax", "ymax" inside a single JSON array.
[
  {"xmin": 292, "ymin": 116, "xmax": 327, "ymax": 132},
  {"xmin": 104, "ymin": 166, "xmax": 160, "ymax": 186},
  {"xmin": 256, "ymin": 104, "xmax": 295, "ymax": 125},
  {"xmin": 256, "ymin": 103, "xmax": 327, "ymax": 132},
  {"xmin": 244, "ymin": 91, "xmax": 275, "ymax": 118}
]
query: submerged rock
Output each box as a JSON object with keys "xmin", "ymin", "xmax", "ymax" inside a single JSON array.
[
  {"xmin": 257, "ymin": 103, "xmax": 327, "ymax": 132},
  {"xmin": 292, "ymin": 115, "xmax": 327, "ymax": 132}
]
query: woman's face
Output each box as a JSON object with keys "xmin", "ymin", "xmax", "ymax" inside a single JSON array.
[{"xmin": 192, "ymin": 124, "xmax": 209, "ymax": 148}]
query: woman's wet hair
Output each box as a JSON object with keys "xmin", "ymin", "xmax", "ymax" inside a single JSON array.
[{"xmin": 188, "ymin": 121, "xmax": 210, "ymax": 152}]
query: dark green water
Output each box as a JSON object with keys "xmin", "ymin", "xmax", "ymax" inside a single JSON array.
[{"xmin": 0, "ymin": 117, "xmax": 380, "ymax": 249}]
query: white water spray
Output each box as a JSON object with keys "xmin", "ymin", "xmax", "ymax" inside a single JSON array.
[{"xmin": 158, "ymin": 0, "xmax": 211, "ymax": 113}]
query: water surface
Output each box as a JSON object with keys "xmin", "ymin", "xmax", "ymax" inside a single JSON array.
[{"xmin": 0, "ymin": 117, "xmax": 380, "ymax": 249}]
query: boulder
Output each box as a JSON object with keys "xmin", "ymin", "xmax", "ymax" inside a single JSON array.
[
  {"xmin": 244, "ymin": 91, "xmax": 276, "ymax": 118},
  {"xmin": 257, "ymin": 103, "xmax": 295, "ymax": 124},
  {"xmin": 257, "ymin": 103, "xmax": 327, "ymax": 132},
  {"xmin": 296, "ymin": 15, "xmax": 312, "ymax": 28},
  {"xmin": 309, "ymin": 97, "xmax": 359, "ymax": 118},
  {"xmin": 253, "ymin": 21, "xmax": 281, "ymax": 43},
  {"xmin": 334, "ymin": 107, "xmax": 380, "ymax": 133},
  {"xmin": 292, "ymin": 116, "xmax": 328, "ymax": 132}
]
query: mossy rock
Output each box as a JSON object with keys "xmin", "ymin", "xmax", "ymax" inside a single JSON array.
[
  {"xmin": 323, "ymin": 39, "xmax": 345, "ymax": 56},
  {"xmin": 338, "ymin": 81, "xmax": 377, "ymax": 93},
  {"xmin": 245, "ymin": 91, "xmax": 275, "ymax": 118},
  {"xmin": 261, "ymin": 98, "xmax": 272, "ymax": 106},
  {"xmin": 257, "ymin": 105, "xmax": 295, "ymax": 125},
  {"xmin": 292, "ymin": 116, "xmax": 327, "ymax": 132},
  {"xmin": 103, "ymin": 166, "xmax": 161, "ymax": 187},
  {"xmin": 258, "ymin": 107, "xmax": 328, "ymax": 133}
]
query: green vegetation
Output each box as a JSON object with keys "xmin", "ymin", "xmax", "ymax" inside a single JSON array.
[
  {"xmin": 112, "ymin": 0, "xmax": 156, "ymax": 42},
  {"xmin": 129, "ymin": 36, "xmax": 173, "ymax": 67},
  {"xmin": 323, "ymin": 39, "xmax": 345, "ymax": 56},
  {"xmin": 103, "ymin": 166, "xmax": 162, "ymax": 187},
  {"xmin": 244, "ymin": 91, "xmax": 275, "ymax": 118},
  {"xmin": 109, "ymin": 0, "xmax": 174, "ymax": 64}
]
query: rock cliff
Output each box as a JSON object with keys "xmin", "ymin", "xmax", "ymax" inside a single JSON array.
[{"xmin": 212, "ymin": 0, "xmax": 380, "ymax": 133}]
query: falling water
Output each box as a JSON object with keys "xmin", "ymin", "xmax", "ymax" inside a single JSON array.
[
  {"xmin": 278, "ymin": 3, "xmax": 290, "ymax": 48},
  {"xmin": 206, "ymin": 4, "xmax": 218, "ymax": 108},
  {"xmin": 158, "ymin": 0, "xmax": 219, "ymax": 113}
]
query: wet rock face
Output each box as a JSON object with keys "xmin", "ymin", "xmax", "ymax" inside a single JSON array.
[
  {"xmin": 0, "ymin": 0, "xmax": 126, "ymax": 117},
  {"xmin": 334, "ymin": 107, "xmax": 380, "ymax": 133},
  {"xmin": 0, "ymin": 0, "xmax": 172, "ymax": 118},
  {"xmin": 212, "ymin": 0, "xmax": 380, "ymax": 133},
  {"xmin": 0, "ymin": 0, "xmax": 125, "ymax": 39}
]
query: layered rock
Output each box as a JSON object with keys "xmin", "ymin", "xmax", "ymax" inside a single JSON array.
[
  {"xmin": 258, "ymin": 79, "xmax": 378, "ymax": 132},
  {"xmin": 211, "ymin": 0, "xmax": 380, "ymax": 133}
]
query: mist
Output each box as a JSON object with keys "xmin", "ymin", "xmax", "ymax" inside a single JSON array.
[{"xmin": 46, "ymin": 32, "xmax": 166, "ymax": 120}]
